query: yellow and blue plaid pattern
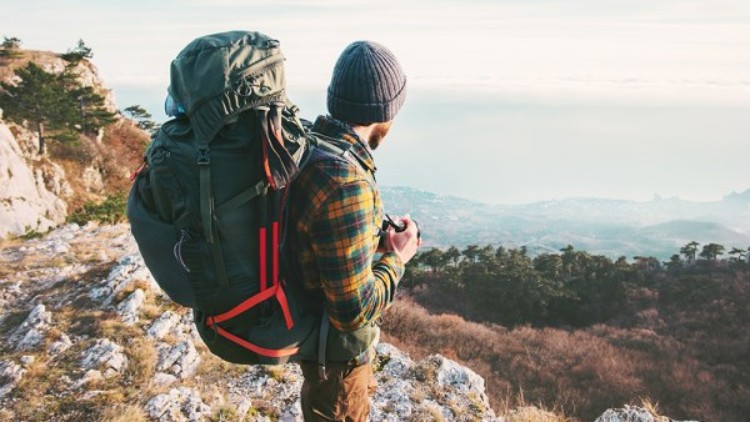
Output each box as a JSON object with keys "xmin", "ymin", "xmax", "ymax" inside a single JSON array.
[{"xmin": 286, "ymin": 116, "xmax": 404, "ymax": 359}]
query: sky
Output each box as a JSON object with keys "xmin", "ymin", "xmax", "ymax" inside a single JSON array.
[{"xmin": 2, "ymin": 0, "xmax": 749, "ymax": 204}]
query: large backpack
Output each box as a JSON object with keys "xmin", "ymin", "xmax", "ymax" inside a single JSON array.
[{"xmin": 126, "ymin": 31, "xmax": 353, "ymax": 365}]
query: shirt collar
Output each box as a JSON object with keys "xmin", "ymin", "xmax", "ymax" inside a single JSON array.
[{"xmin": 312, "ymin": 115, "xmax": 376, "ymax": 172}]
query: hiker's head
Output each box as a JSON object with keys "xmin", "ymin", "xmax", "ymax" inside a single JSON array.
[{"xmin": 327, "ymin": 41, "xmax": 406, "ymax": 148}]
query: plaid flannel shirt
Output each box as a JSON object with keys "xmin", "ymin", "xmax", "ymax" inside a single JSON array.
[{"xmin": 286, "ymin": 115, "xmax": 404, "ymax": 362}]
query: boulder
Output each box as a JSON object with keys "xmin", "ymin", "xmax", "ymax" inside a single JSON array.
[
  {"xmin": 595, "ymin": 405, "xmax": 699, "ymax": 422},
  {"xmin": 152, "ymin": 372, "xmax": 178, "ymax": 386},
  {"xmin": 147, "ymin": 311, "xmax": 182, "ymax": 340},
  {"xmin": 8, "ymin": 303, "xmax": 51, "ymax": 351},
  {"xmin": 48, "ymin": 333, "xmax": 73, "ymax": 357},
  {"xmin": 156, "ymin": 341, "xmax": 201, "ymax": 379},
  {"xmin": 116, "ymin": 289, "xmax": 145, "ymax": 325},
  {"xmin": 146, "ymin": 387, "xmax": 212, "ymax": 422},
  {"xmin": 0, "ymin": 360, "xmax": 25, "ymax": 399},
  {"xmin": 80, "ymin": 338, "xmax": 128, "ymax": 378},
  {"xmin": 89, "ymin": 253, "xmax": 156, "ymax": 304}
]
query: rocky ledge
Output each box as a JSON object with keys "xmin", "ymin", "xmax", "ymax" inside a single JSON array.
[{"xmin": 0, "ymin": 223, "xmax": 696, "ymax": 421}]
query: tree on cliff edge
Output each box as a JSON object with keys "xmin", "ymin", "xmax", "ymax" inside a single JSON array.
[
  {"xmin": 0, "ymin": 63, "xmax": 77, "ymax": 153},
  {"xmin": 0, "ymin": 36, "xmax": 23, "ymax": 58},
  {"xmin": 0, "ymin": 62, "xmax": 115, "ymax": 154},
  {"xmin": 61, "ymin": 39, "xmax": 93, "ymax": 64}
]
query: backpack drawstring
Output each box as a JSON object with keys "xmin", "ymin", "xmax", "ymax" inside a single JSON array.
[{"xmin": 173, "ymin": 229, "xmax": 191, "ymax": 273}]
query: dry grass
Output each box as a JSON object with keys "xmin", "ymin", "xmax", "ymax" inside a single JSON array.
[
  {"xmin": 193, "ymin": 342, "xmax": 247, "ymax": 382},
  {"xmin": 125, "ymin": 337, "xmax": 157, "ymax": 390},
  {"xmin": 140, "ymin": 303, "xmax": 162, "ymax": 321},
  {"xmin": 505, "ymin": 406, "xmax": 569, "ymax": 422},
  {"xmin": 113, "ymin": 279, "xmax": 152, "ymax": 304},
  {"xmin": 639, "ymin": 398, "xmax": 663, "ymax": 419},
  {"xmin": 210, "ymin": 405, "xmax": 241, "ymax": 422},
  {"xmin": 263, "ymin": 365, "xmax": 288, "ymax": 382},
  {"xmin": 99, "ymin": 403, "xmax": 149, "ymax": 422},
  {"xmin": 381, "ymin": 293, "xmax": 747, "ymax": 422}
]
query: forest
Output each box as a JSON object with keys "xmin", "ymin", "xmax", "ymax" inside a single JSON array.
[{"xmin": 382, "ymin": 242, "xmax": 750, "ymax": 421}]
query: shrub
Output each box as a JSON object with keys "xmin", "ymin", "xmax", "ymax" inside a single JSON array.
[{"xmin": 68, "ymin": 193, "xmax": 128, "ymax": 225}]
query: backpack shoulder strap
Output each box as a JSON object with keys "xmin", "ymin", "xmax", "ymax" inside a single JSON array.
[{"xmin": 302, "ymin": 133, "xmax": 370, "ymax": 176}]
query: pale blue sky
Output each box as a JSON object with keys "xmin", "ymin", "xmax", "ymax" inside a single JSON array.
[{"xmin": 2, "ymin": 0, "xmax": 749, "ymax": 204}]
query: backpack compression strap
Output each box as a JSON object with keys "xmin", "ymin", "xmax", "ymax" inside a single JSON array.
[
  {"xmin": 205, "ymin": 279, "xmax": 297, "ymax": 358},
  {"xmin": 204, "ymin": 184, "xmax": 297, "ymax": 358}
]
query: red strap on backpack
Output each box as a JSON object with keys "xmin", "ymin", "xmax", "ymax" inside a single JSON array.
[{"xmin": 205, "ymin": 189, "xmax": 295, "ymax": 358}]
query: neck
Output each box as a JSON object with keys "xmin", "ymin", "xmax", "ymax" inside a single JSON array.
[{"xmin": 350, "ymin": 124, "xmax": 373, "ymax": 149}]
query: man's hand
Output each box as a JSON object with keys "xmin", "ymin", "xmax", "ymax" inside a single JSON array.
[{"xmin": 384, "ymin": 215, "xmax": 421, "ymax": 264}]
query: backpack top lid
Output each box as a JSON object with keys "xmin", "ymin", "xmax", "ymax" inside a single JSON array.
[{"xmin": 168, "ymin": 30, "xmax": 287, "ymax": 142}]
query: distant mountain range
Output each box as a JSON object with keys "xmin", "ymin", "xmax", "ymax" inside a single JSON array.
[{"xmin": 380, "ymin": 186, "xmax": 750, "ymax": 259}]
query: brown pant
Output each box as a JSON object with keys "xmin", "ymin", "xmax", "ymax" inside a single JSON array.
[{"xmin": 298, "ymin": 360, "xmax": 377, "ymax": 422}]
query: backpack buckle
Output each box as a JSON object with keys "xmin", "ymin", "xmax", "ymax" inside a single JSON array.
[
  {"xmin": 318, "ymin": 364, "xmax": 327, "ymax": 381},
  {"xmin": 197, "ymin": 149, "xmax": 211, "ymax": 166}
]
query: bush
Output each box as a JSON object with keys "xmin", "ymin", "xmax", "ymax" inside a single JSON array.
[{"xmin": 68, "ymin": 193, "xmax": 127, "ymax": 225}]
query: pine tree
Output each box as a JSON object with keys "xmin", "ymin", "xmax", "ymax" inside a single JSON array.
[
  {"xmin": 0, "ymin": 36, "xmax": 22, "ymax": 58},
  {"xmin": 61, "ymin": 39, "xmax": 93, "ymax": 64},
  {"xmin": 61, "ymin": 62, "xmax": 116, "ymax": 135},
  {"xmin": 123, "ymin": 104, "xmax": 159, "ymax": 133},
  {"xmin": 70, "ymin": 84, "xmax": 117, "ymax": 133},
  {"xmin": 699, "ymin": 243, "xmax": 725, "ymax": 261},
  {"xmin": 0, "ymin": 62, "xmax": 116, "ymax": 153},
  {"xmin": 0, "ymin": 63, "xmax": 78, "ymax": 153}
]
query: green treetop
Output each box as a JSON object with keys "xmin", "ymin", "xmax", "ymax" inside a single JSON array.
[
  {"xmin": 61, "ymin": 39, "xmax": 93, "ymax": 64},
  {"xmin": 0, "ymin": 36, "xmax": 23, "ymax": 58},
  {"xmin": 0, "ymin": 62, "xmax": 115, "ymax": 154}
]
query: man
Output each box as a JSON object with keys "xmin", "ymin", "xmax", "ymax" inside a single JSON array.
[{"xmin": 286, "ymin": 40, "xmax": 420, "ymax": 421}]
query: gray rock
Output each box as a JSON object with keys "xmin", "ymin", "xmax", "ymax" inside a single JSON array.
[
  {"xmin": 225, "ymin": 364, "xmax": 302, "ymax": 420},
  {"xmin": 146, "ymin": 387, "xmax": 212, "ymax": 422},
  {"xmin": 9, "ymin": 304, "xmax": 51, "ymax": 351},
  {"xmin": 80, "ymin": 338, "xmax": 128, "ymax": 377},
  {"xmin": 594, "ymin": 405, "xmax": 698, "ymax": 422},
  {"xmin": 19, "ymin": 356, "xmax": 34, "ymax": 367},
  {"xmin": 178, "ymin": 309, "xmax": 201, "ymax": 342},
  {"xmin": 433, "ymin": 354, "xmax": 486, "ymax": 394},
  {"xmin": 82, "ymin": 166, "xmax": 104, "ymax": 193},
  {"xmin": 371, "ymin": 344, "xmax": 499, "ymax": 422},
  {"xmin": 0, "ymin": 360, "xmax": 25, "ymax": 399},
  {"xmin": 147, "ymin": 311, "xmax": 182, "ymax": 340},
  {"xmin": 0, "ymin": 121, "xmax": 68, "ymax": 238},
  {"xmin": 48, "ymin": 333, "xmax": 73, "ymax": 357},
  {"xmin": 74, "ymin": 369, "xmax": 104, "ymax": 389},
  {"xmin": 220, "ymin": 343, "xmax": 499, "ymax": 421},
  {"xmin": 156, "ymin": 341, "xmax": 201, "ymax": 379},
  {"xmin": 116, "ymin": 289, "xmax": 145, "ymax": 325},
  {"xmin": 376, "ymin": 342, "xmax": 412, "ymax": 377},
  {"xmin": 152, "ymin": 372, "xmax": 178, "ymax": 386},
  {"xmin": 90, "ymin": 253, "xmax": 155, "ymax": 305}
]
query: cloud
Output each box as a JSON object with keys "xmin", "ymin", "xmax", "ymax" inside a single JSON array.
[{"xmin": 3, "ymin": 0, "xmax": 749, "ymax": 106}]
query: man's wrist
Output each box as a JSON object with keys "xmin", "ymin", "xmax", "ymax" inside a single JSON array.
[{"xmin": 378, "ymin": 251, "xmax": 405, "ymax": 283}]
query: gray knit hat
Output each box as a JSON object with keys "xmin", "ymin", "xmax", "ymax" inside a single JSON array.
[{"xmin": 327, "ymin": 41, "xmax": 407, "ymax": 124}]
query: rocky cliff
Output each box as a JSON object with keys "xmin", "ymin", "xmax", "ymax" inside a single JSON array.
[
  {"xmin": 0, "ymin": 223, "xmax": 695, "ymax": 421},
  {"xmin": 0, "ymin": 118, "xmax": 70, "ymax": 235},
  {"xmin": 0, "ymin": 49, "xmax": 146, "ymax": 239}
]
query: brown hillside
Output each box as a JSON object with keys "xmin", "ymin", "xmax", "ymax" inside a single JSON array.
[{"xmin": 382, "ymin": 270, "xmax": 750, "ymax": 422}]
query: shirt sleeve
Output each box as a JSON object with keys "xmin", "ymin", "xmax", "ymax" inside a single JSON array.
[{"xmin": 310, "ymin": 179, "xmax": 405, "ymax": 332}]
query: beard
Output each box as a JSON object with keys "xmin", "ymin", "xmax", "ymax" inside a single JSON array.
[{"xmin": 367, "ymin": 121, "xmax": 392, "ymax": 150}]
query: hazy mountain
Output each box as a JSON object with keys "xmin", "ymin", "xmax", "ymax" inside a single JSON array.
[{"xmin": 381, "ymin": 186, "xmax": 750, "ymax": 259}]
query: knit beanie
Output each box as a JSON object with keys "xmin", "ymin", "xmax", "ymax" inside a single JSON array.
[{"xmin": 327, "ymin": 41, "xmax": 407, "ymax": 124}]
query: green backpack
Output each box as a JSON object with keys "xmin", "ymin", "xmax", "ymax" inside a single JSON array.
[{"xmin": 127, "ymin": 31, "xmax": 351, "ymax": 365}]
